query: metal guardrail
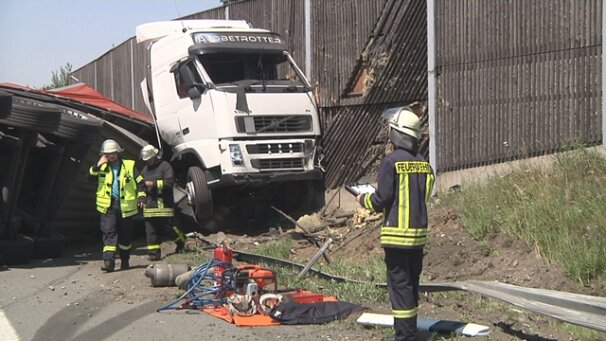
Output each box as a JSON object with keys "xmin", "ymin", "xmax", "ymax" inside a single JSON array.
[{"xmin": 234, "ymin": 249, "xmax": 606, "ymax": 332}]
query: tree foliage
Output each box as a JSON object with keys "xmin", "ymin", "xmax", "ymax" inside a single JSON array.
[{"xmin": 42, "ymin": 63, "xmax": 73, "ymax": 90}]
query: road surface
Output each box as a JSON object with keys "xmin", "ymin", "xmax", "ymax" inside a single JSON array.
[{"xmin": 0, "ymin": 241, "xmax": 361, "ymax": 340}]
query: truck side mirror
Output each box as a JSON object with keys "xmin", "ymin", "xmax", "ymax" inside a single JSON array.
[
  {"xmin": 187, "ymin": 87, "xmax": 202, "ymax": 99},
  {"xmin": 179, "ymin": 63, "xmax": 204, "ymax": 99},
  {"xmin": 180, "ymin": 66, "xmax": 196, "ymax": 85}
]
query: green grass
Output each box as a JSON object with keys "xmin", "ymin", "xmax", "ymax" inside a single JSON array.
[
  {"xmin": 166, "ymin": 238, "xmax": 389, "ymax": 304},
  {"xmin": 253, "ymin": 239, "xmax": 294, "ymax": 259},
  {"xmin": 557, "ymin": 322, "xmax": 606, "ymax": 341},
  {"xmin": 248, "ymin": 238, "xmax": 389, "ymax": 304},
  {"xmin": 439, "ymin": 147, "xmax": 606, "ymax": 284}
]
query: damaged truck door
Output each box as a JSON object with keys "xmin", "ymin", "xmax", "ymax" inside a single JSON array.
[{"xmin": 137, "ymin": 20, "xmax": 324, "ymax": 229}]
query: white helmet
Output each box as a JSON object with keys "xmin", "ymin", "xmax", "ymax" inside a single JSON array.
[
  {"xmin": 381, "ymin": 106, "xmax": 420, "ymax": 138},
  {"xmin": 140, "ymin": 144, "xmax": 159, "ymax": 161},
  {"xmin": 100, "ymin": 139, "xmax": 124, "ymax": 155}
]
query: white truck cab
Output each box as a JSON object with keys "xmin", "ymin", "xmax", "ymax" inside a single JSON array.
[{"xmin": 136, "ymin": 20, "xmax": 323, "ymax": 225}]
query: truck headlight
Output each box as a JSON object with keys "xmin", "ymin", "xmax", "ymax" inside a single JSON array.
[{"xmin": 229, "ymin": 144, "xmax": 244, "ymax": 165}]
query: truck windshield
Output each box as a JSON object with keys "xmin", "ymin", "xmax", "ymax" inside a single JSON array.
[{"xmin": 197, "ymin": 52, "xmax": 305, "ymax": 87}]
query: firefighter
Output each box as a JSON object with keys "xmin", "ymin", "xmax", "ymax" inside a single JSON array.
[
  {"xmin": 89, "ymin": 139, "xmax": 145, "ymax": 272},
  {"xmin": 139, "ymin": 144, "xmax": 185, "ymax": 261},
  {"xmin": 356, "ymin": 107, "xmax": 435, "ymax": 341}
]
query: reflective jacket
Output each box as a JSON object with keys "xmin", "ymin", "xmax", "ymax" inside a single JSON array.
[
  {"xmin": 359, "ymin": 148, "xmax": 435, "ymax": 249},
  {"xmin": 89, "ymin": 159, "xmax": 144, "ymax": 218},
  {"xmin": 139, "ymin": 160, "xmax": 175, "ymax": 218}
]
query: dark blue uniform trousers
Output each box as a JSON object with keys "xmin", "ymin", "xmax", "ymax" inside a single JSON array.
[
  {"xmin": 100, "ymin": 199, "xmax": 134, "ymax": 261},
  {"xmin": 385, "ymin": 247, "xmax": 424, "ymax": 341}
]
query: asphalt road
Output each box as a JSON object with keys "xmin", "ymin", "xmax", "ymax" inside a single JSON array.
[{"xmin": 0, "ymin": 242, "xmax": 353, "ymax": 341}]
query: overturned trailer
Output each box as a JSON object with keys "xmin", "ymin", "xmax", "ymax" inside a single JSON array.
[{"xmin": 0, "ymin": 83, "xmax": 155, "ymax": 265}]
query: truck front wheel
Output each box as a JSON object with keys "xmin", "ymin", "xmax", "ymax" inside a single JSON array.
[{"xmin": 186, "ymin": 166, "xmax": 213, "ymax": 221}]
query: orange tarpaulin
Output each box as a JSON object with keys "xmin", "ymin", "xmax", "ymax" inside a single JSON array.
[
  {"xmin": 203, "ymin": 306, "xmax": 281, "ymax": 326},
  {"xmin": 203, "ymin": 291, "xmax": 337, "ymax": 327}
]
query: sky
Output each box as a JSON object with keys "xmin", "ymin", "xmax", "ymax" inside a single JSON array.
[{"xmin": 0, "ymin": 0, "xmax": 222, "ymax": 88}]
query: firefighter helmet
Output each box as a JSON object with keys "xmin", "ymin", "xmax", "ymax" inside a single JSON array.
[
  {"xmin": 381, "ymin": 106, "xmax": 420, "ymax": 152},
  {"xmin": 140, "ymin": 144, "xmax": 159, "ymax": 161},
  {"xmin": 100, "ymin": 139, "xmax": 124, "ymax": 155},
  {"xmin": 381, "ymin": 106, "xmax": 420, "ymax": 138}
]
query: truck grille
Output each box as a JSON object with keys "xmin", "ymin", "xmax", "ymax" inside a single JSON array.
[
  {"xmin": 251, "ymin": 158, "xmax": 304, "ymax": 170},
  {"xmin": 246, "ymin": 143, "xmax": 303, "ymax": 154},
  {"xmin": 236, "ymin": 115, "xmax": 312, "ymax": 133}
]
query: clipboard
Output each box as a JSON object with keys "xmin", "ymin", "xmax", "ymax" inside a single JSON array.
[{"xmin": 345, "ymin": 183, "xmax": 376, "ymax": 196}]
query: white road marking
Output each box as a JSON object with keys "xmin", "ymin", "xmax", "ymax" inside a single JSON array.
[{"xmin": 0, "ymin": 309, "xmax": 19, "ymax": 340}]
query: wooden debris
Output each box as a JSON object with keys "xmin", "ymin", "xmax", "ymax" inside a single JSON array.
[
  {"xmin": 270, "ymin": 205, "xmax": 332, "ymax": 263},
  {"xmin": 332, "ymin": 220, "xmax": 380, "ymax": 253}
]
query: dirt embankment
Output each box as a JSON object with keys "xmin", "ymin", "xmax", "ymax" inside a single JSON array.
[{"xmin": 240, "ymin": 206, "xmax": 606, "ymax": 341}]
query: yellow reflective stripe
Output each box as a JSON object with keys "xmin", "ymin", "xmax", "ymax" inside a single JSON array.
[
  {"xmin": 121, "ymin": 202, "xmax": 138, "ymax": 217},
  {"xmin": 122, "ymin": 209, "xmax": 138, "ymax": 218},
  {"xmin": 380, "ymin": 236, "xmax": 427, "ymax": 246},
  {"xmin": 143, "ymin": 208, "xmax": 174, "ymax": 217},
  {"xmin": 364, "ymin": 194, "xmax": 374, "ymax": 211},
  {"xmin": 137, "ymin": 191, "xmax": 146, "ymax": 198},
  {"xmin": 148, "ymin": 244, "xmax": 161, "ymax": 250},
  {"xmin": 103, "ymin": 245, "xmax": 117, "ymax": 252},
  {"xmin": 157, "ymin": 179, "xmax": 164, "ymax": 194},
  {"xmin": 143, "ymin": 212, "xmax": 175, "ymax": 218},
  {"xmin": 89, "ymin": 166, "xmax": 99, "ymax": 176},
  {"xmin": 172, "ymin": 226, "xmax": 186, "ymax": 242},
  {"xmin": 157, "ymin": 197, "xmax": 165, "ymax": 209},
  {"xmin": 381, "ymin": 227, "xmax": 427, "ymax": 237},
  {"xmin": 393, "ymin": 307, "xmax": 417, "ymax": 319},
  {"xmin": 425, "ymin": 173, "xmax": 434, "ymax": 203},
  {"xmin": 136, "ymin": 175, "xmax": 144, "ymax": 183},
  {"xmin": 381, "ymin": 227, "xmax": 427, "ymax": 247},
  {"xmin": 118, "ymin": 244, "xmax": 132, "ymax": 251},
  {"xmin": 398, "ymin": 173, "xmax": 409, "ymax": 229}
]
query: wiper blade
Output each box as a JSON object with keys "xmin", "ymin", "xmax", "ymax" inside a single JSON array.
[{"xmin": 244, "ymin": 80, "xmax": 267, "ymax": 92}]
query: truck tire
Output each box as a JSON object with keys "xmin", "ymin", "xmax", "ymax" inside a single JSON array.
[
  {"xmin": 187, "ymin": 166, "xmax": 213, "ymax": 221},
  {"xmin": 32, "ymin": 233, "xmax": 65, "ymax": 259},
  {"xmin": 0, "ymin": 235, "xmax": 34, "ymax": 265},
  {"xmin": 306, "ymin": 180, "xmax": 326, "ymax": 211}
]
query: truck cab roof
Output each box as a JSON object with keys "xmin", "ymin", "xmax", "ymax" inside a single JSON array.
[{"xmin": 136, "ymin": 20, "xmax": 269, "ymax": 44}]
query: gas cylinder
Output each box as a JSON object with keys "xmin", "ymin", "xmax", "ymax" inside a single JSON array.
[
  {"xmin": 144, "ymin": 263, "xmax": 190, "ymax": 287},
  {"xmin": 213, "ymin": 245, "xmax": 233, "ymax": 282}
]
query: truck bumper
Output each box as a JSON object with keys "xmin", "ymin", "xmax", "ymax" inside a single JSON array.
[{"xmin": 208, "ymin": 168, "xmax": 322, "ymax": 189}]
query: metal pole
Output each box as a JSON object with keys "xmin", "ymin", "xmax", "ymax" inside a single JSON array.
[
  {"xmin": 305, "ymin": 0, "xmax": 312, "ymax": 80},
  {"xmin": 602, "ymin": 0, "xmax": 605, "ymax": 155},
  {"xmin": 297, "ymin": 238, "xmax": 333, "ymax": 277},
  {"xmin": 427, "ymin": 0, "xmax": 438, "ymax": 185},
  {"xmin": 130, "ymin": 39, "xmax": 135, "ymax": 109}
]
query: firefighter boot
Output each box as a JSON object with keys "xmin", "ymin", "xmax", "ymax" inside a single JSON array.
[
  {"xmin": 175, "ymin": 240, "xmax": 185, "ymax": 254},
  {"xmin": 101, "ymin": 259, "xmax": 115, "ymax": 272},
  {"xmin": 120, "ymin": 257, "xmax": 130, "ymax": 270},
  {"xmin": 119, "ymin": 250, "xmax": 130, "ymax": 270}
]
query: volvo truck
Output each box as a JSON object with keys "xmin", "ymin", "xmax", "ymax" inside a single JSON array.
[{"xmin": 136, "ymin": 20, "xmax": 324, "ymax": 228}]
